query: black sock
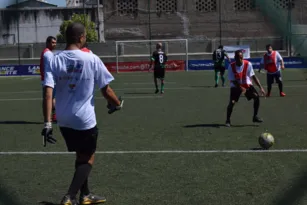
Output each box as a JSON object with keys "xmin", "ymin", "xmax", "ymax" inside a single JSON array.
[
  {"xmin": 278, "ymin": 81, "xmax": 283, "ymax": 92},
  {"xmin": 253, "ymin": 97, "xmax": 260, "ymax": 117},
  {"xmin": 267, "ymin": 84, "xmax": 272, "ymax": 93},
  {"xmin": 67, "ymin": 163, "xmax": 92, "ymax": 198},
  {"xmin": 75, "ymin": 162, "xmax": 90, "ymax": 196},
  {"xmin": 226, "ymin": 103, "xmax": 234, "ymax": 121}
]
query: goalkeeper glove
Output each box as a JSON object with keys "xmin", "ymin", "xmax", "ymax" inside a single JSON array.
[
  {"xmin": 41, "ymin": 122, "xmax": 56, "ymax": 147},
  {"xmin": 107, "ymin": 96, "xmax": 124, "ymax": 114}
]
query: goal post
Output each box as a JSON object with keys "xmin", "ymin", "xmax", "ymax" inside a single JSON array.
[{"xmin": 115, "ymin": 39, "xmax": 189, "ymax": 73}]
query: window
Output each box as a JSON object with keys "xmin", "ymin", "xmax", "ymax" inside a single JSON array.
[
  {"xmin": 196, "ymin": 0, "xmax": 216, "ymax": 12},
  {"xmin": 273, "ymin": 0, "xmax": 295, "ymax": 9},
  {"xmin": 156, "ymin": 0, "xmax": 177, "ymax": 13},
  {"xmin": 234, "ymin": 0, "xmax": 256, "ymax": 11},
  {"xmin": 117, "ymin": 0, "xmax": 138, "ymax": 16}
]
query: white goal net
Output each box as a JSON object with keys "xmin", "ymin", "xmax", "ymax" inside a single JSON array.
[{"xmin": 115, "ymin": 39, "xmax": 188, "ymax": 73}]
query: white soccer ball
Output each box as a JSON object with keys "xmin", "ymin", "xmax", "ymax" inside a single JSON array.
[{"xmin": 258, "ymin": 132, "xmax": 274, "ymax": 149}]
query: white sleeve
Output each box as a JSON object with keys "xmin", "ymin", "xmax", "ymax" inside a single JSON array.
[
  {"xmin": 247, "ymin": 62, "xmax": 255, "ymax": 78},
  {"xmin": 228, "ymin": 64, "xmax": 235, "ymax": 81},
  {"xmin": 94, "ymin": 56, "xmax": 114, "ymax": 89},
  {"xmin": 43, "ymin": 58, "xmax": 55, "ymax": 88},
  {"xmin": 276, "ymin": 51, "xmax": 283, "ymax": 61}
]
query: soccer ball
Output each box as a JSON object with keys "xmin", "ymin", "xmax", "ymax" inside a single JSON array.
[{"xmin": 258, "ymin": 133, "xmax": 274, "ymax": 149}]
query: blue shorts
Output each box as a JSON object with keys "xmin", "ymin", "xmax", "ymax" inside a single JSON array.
[{"xmin": 42, "ymin": 86, "xmax": 56, "ymax": 99}]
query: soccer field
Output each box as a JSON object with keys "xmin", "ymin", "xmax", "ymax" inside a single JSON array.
[{"xmin": 0, "ymin": 69, "xmax": 307, "ymax": 205}]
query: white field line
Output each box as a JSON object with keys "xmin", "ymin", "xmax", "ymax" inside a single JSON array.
[
  {"xmin": 0, "ymin": 95, "xmax": 162, "ymax": 101},
  {"xmin": 0, "ymin": 84, "xmax": 306, "ymax": 95},
  {"xmin": 1, "ymin": 149, "xmax": 307, "ymax": 155}
]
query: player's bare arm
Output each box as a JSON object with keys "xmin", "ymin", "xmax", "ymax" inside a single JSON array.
[
  {"xmin": 101, "ymin": 85, "xmax": 121, "ymax": 106},
  {"xmin": 43, "ymin": 86, "xmax": 53, "ymax": 123},
  {"xmin": 252, "ymin": 75, "xmax": 266, "ymax": 96},
  {"xmin": 281, "ymin": 59, "xmax": 285, "ymax": 69}
]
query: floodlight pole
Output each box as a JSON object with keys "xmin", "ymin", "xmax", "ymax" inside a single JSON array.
[
  {"xmin": 148, "ymin": 0, "xmax": 152, "ymax": 56},
  {"xmin": 16, "ymin": 0, "xmax": 21, "ymax": 65},
  {"xmin": 219, "ymin": 0, "xmax": 222, "ymax": 46}
]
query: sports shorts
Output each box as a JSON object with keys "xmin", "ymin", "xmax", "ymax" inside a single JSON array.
[
  {"xmin": 154, "ymin": 68, "xmax": 165, "ymax": 79},
  {"xmin": 230, "ymin": 85, "xmax": 258, "ymax": 102},
  {"xmin": 59, "ymin": 126, "xmax": 98, "ymax": 154},
  {"xmin": 267, "ymin": 71, "xmax": 282, "ymax": 85},
  {"xmin": 214, "ymin": 65, "xmax": 226, "ymax": 74}
]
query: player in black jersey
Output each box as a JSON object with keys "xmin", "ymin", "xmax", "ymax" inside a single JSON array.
[{"xmin": 150, "ymin": 43, "xmax": 168, "ymax": 94}]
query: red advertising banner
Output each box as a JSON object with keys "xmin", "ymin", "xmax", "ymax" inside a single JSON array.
[{"xmin": 104, "ymin": 60, "xmax": 185, "ymax": 72}]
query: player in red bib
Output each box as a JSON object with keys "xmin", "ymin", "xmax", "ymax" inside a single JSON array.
[
  {"xmin": 259, "ymin": 44, "xmax": 286, "ymax": 97},
  {"xmin": 81, "ymin": 43, "xmax": 93, "ymax": 53},
  {"xmin": 226, "ymin": 50, "xmax": 266, "ymax": 127},
  {"xmin": 40, "ymin": 36, "xmax": 57, "ymax": 122}
]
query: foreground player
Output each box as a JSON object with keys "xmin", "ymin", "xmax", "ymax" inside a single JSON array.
[
  {"xmin": 150, "ymin": 43, "xmax": 167, "ymax": 94},
  {"xmin": 212, "ymin": 45, "xmax": 230, "ymax": 87},
  {"xmin": 42, "ymin": 22, "xmax": 123, "ymax": 205},
  {"xmin": 259, "ymin": 44, "xmax": 286, "ymax": 97},
  {"xmin": 226, "ymin": 50, "xmax": 266, "ymax": 127},
  {"xmin": 40, "ymin": 36, "xmax": 57, "ymax": 122}
]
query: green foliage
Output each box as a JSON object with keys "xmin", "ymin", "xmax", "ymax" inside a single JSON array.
[{"xmin": 56, "ymin": 13, "xmax": 98, "ymax": 43}]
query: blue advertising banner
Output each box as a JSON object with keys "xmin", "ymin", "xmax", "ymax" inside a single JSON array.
[
  {"xmin": 188, "ymin": 57, "xmax": 307, "ymax": 70},
  {"xmin": 0, "ymin": 57, "xmax": 306, "ymax": 76},
  {"xmin": 0, "ymin": 65, "xmax": 40, "ymax": 76}
]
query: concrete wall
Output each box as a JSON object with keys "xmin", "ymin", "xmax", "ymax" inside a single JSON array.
[{"xmin": 0, "ymin": 0, "xmax": 307, "ymax": 64}]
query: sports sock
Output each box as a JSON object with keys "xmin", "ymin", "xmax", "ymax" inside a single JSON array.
[
  {"xmin": 267, "ymin": 84, "xmax": 272, "ymax": 94},
  {"xmin": 253, "ymin": 97, "xmax": 260, "ymax": 117},
  {"xmin": 278, "ymin": 81, "xmax": 283, "ymax": 92},
  {"xmin": 221, "ymin": 75, "xmax": 225, "ymax": 85},
  {"xmin": 226, "ymin": 103, "xmax": 234, "ymax": 121},
  {"xmin": 214, "ymin": 71, "xmax": 219, "ymax": 85},
  {"xmin": 154, "ymin": 78, "xmax": 158, "ymax": 90},
  {"xmin": 75, "ymin": 162, "xmax": 90, "ymax": 196},
  {"xmin": 161, "ymin": 80, "xmax": 164, "ymax": 91},
  {"xmin": 67, "ymin": 163, "xmax": 92, "ymax": 198}
]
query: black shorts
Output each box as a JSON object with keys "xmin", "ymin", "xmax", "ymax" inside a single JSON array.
[
  {"xmin": 154, "ymin": 69, "xmax": 165, "ymax": 79},
  {"xmin": 60, "ymin": 126, "xmax": 98, "ymax": 153},
  {"xmin": 214, "ymin": 65, "xmax": 226, "ymax": 74},
  {"xmin": 267, "ymin": 71, "xmax": 282, "ymax": 85},
  {"xmin": 230, "ymin": 85, "xmax": 258, "ymax": 102}
]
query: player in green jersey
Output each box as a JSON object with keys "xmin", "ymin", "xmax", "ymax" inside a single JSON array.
[{"xmin": 212, "ymin": 45, "xmax": 231, "ymax": 87}]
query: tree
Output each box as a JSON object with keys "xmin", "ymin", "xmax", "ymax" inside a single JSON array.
[{"xmin": 56, "ymin": 13, "xmax": 98, "ymax": 43}]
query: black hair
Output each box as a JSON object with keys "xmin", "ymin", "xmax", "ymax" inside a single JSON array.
[
  {"xmin": 218, "ymin": 45, "xmax": 223, "ymax": 49},
  {"xmin": 65, "ymin": 22, "xmax": 86, "ymax": 45},
  {"xmin": 46, "ymin": 36, "xmax": 56, "ymax": 44},
  {"xmin": 266, "ymin": 44, "xmax": 272, "ymax": 49},
  {"xmin": 235, "ymin": 49, "xmax": 243, "ymax": 57}
]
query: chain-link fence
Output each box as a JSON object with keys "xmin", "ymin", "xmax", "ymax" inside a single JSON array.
[{"xmin": 0, "ymin": 0, "xmax": 305, "ymax": 65}]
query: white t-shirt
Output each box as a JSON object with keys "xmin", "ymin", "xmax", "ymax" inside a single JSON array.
[
  {"xmin": 44, "ymin": 50, "xmax": 114, "ymax": 130},
  {"xmin": 260, "ymin": 51, "xmax": 283, "ymax": 74},
  {"xmin": 228, "ymin": 61, "xmax": 255, "ymax": 88},
  {"xmin": 41, "ymin": 50, "xmax": 54, "ymax": 85}
]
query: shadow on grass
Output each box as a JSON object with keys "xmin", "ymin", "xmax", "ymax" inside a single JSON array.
[
  {"xmin": 39, "ymin": 201, "xmax": 60, "ymax": 205},
  {"xmin": 271, "ymin": 164, "xmax": 307, "ymax": 205},
  {"xmin": 184, "ymin": 123, "xmax": 259, "ymax": 128},
  {"xmin": 124, "ymin": 92, "xmax": 155, "ymax": 95},
  {"xmin": 0, "ymin": 121, "xmax": 42, "ymax": 125},
  {"xmin": 0, "ymin": 182, "xmax": 23, "ymax": 205}
]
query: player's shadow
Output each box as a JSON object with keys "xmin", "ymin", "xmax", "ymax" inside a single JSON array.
[
  {"xmin": 0, "ymin": 121, "xmax": 43, "ymax": 125},
  {"xmin": 271, "ymin": 164, "xmax": 307, "ymax": 205},
  {"xmin": 184, "ymin": 124, "xmax": 259, "ymax": 128},
  {"xmin": 124, "ymin": 92, "xmax": 155, "ymax": 95},
  {"xmin": 189, "ymin": 85, "xmax": 214, "ymax": 88},
  {"xmin": 39, "ymin": 202, "xmax": 60, "ymax": 205}
]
